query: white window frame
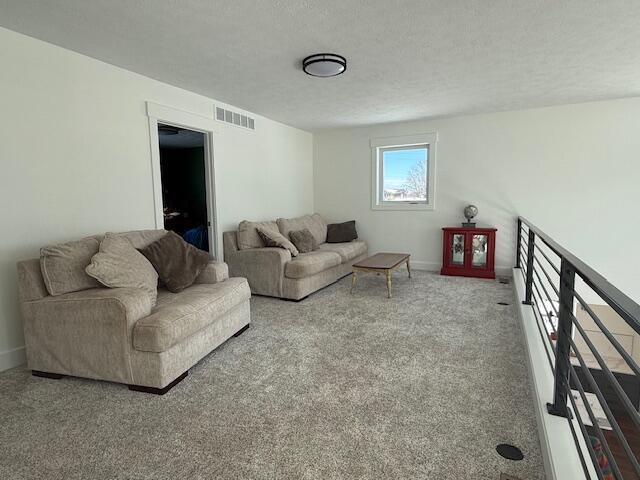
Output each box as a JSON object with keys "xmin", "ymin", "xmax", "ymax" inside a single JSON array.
[{"xmin": 371, "ymin": 133, "xmax": 437, "ymax": 211}]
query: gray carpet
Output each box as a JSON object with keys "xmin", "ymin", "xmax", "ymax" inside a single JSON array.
[{"xmin": 0, "ymin": 271, "xmax": 544, "ymax": 479}]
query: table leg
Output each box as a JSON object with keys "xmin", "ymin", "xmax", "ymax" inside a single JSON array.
[
  {"xmin": 407, "ymin": 258, "xmax": 412, "ymax": 278},
  {"xmin": 386, "ymin": 270, "xmax": 392, "ymax": 298},
  {"xmin": 351, "ymin": 271, "xmax": 358, "ymax": 294}
]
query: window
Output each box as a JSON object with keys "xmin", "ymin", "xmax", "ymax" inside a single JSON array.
[{"xmin": 371, "ymin": 133, "xmax": 437, "ymax": 210}]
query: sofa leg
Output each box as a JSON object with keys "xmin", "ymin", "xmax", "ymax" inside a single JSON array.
[
  {"xmin": 128, "ymin": 371, "xmax": 188, "ymax": 395},
  {"xmin": 233, "ymin": 323, "xmax": 250, "ymax": 337},
  {"xmin": 32, "ymin": 370, "xmax": 65, "ymax": 379}
]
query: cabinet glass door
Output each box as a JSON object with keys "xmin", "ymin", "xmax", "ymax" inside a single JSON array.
[
  {"xmin": 450, "ymin": 234, "xmax": 465, "ymax": 266},
  {"xmin": 471, "ymin": 234, "xmax": 488, "ymax": 267}
]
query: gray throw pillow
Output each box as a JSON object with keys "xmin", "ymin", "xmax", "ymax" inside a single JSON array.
[
  {"xmin": 85, "ymin": 233, "xmax": 158, "ymax": 306},
  {"xmin": 139, "ymin": 231, "xmax": 210, "ymax": 293},
  {"xmin": 326, "ymin": 220, "xmax": 358, "ymax": 243},
  {"xmin": 289, "ymin": 228, "xmax": 317, "ymax": 253},
  {"xmin": 256, "ymin": 226, "xmax": 299, "ymax": 257}
]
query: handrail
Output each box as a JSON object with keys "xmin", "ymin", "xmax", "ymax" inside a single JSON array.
[
  {"xmin": 519, "ymin": 216, "xmax": 640, "ymax": 335},
  {"xmin": 517, "ymin": 217, "xmax": 640, "ymax": 480}
]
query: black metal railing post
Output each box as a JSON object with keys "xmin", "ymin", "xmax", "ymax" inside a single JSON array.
[
  {"xmin": 547, "ymin": 258, "xmax": 576, "ymax": 418},
  {"xmin": 516, "ymin": 218, "xmax": 522, "ymax": 268},
  {"xmin": 522, "ymin": 229, "xmax": 535, "ymax": 305}
]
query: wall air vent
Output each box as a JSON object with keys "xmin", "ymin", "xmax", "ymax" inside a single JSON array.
[{"xmin": 215, "ymin": 106, "xmax": 255, "ymax": 130}]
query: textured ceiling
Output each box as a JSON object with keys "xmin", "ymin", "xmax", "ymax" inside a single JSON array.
[{"xmin": 1, "ymin": 0, "xmax": 639, "ymax": 130}]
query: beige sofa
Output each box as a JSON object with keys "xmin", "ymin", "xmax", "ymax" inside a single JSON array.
[
  {"xmin": 224, "ymin": 214, "xmax": 367, "ymax": 300},
  {"xmin": 17, "ymin": 230, "xmax": 251, "ymax": 394}
]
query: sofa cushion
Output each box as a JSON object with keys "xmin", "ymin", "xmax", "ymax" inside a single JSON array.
[
  {"xmin": 85, "ymin": 233, "xmax": 159, "ymax": 306},
  {"xmin": 284, "ymin": 251, "xmax": 341, "ymax": 279},
  {"xmin": 40, "ymin": 237, "xmax": 102, "ymax": 296},
  {"xmin": 237, "ymin": 220, "xmax": 279, "ymax": 250},
  {"xmin": 318, "ymin": 240, "xmax": 367, "ymax": 263},
  {"xmin": 133, "ymin": 277, "xmax": 250, "ymax": 353},
  {"xmin": 277, "ymin": 213, "xmax": 327, "ymax": 245},
  {"xmin": 139, "ymin": 231, "xmax": 210, "ymax": 293},
  {"xmin": 256, "ymin": 226, "xmax": 299, "ymax": 256}
]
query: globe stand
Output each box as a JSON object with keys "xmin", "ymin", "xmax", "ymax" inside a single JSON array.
[{"xmin": 462, "ymin": 205, "xmax": 478, "ymax": 229}]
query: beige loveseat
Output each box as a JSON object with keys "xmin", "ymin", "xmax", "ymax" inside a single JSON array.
[
  {"xmin": 224, "ymin": 214, "xmax": 367, "ymax": 300},
  {"xmin": 17, "ymin": 230, "xmax": 251, "ymax": 394}
]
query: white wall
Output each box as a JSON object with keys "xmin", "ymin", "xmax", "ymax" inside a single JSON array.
[
  {"xmin": 0, "ymin": 27, "xmax": 313, "ymax": 369},
  {"xmin": 314, "ymin": 97, "xmax": 640, "ymax": 303}
]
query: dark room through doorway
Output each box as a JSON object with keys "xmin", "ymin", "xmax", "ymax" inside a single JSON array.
[{"xmin": 158, "ymin": 123, "xmax": 210, "ymax": 252}]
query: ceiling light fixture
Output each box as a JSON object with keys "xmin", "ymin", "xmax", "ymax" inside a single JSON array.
[{"xmin": 302, "ymin": 53, "xmax": 347, "ymax": 77}]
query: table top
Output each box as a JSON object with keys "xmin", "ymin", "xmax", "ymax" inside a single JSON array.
[
  {"xmin": 442, "ymin": 226, "xmax": 497, "ymax": 232},
  {"xmin": 353, "ymin": 252, "xmax": 410, "ymax": 270}
]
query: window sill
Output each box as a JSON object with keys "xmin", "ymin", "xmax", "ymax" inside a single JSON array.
[{"xmin": 371, "ymin": 202, "xmax": 435, "ymax": 211}]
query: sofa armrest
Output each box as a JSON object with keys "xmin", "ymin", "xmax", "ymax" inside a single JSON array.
[
  {"xmin": 20, "ymin": 287, "xmax": 151, "ymax": 383},
  {"xmin": 194, "ymin": 261, "xmax": 229, "ymax": 284},
  {"xmin": 226, "ymin": 247, "xmax": 291, "ymax": 297}
]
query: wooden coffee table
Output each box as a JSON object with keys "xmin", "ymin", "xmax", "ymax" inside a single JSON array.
[{"xmin": 351, "ymin": 253, "xmax": 411, "ymax": 298}]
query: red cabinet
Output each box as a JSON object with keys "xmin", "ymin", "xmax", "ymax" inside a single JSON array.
[{"xmin": 440, "ymin": 227, "xmax": 497, "ymax": 279}]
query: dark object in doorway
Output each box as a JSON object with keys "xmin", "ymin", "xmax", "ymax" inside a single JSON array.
[{"xmin": 183, "ymin": 225, "xmax": 208, "ymax": 251}]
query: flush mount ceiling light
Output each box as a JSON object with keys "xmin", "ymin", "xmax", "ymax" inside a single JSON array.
[{"xmin": 302, "ymin": 53, "xmax": 347, "ymax": 77}]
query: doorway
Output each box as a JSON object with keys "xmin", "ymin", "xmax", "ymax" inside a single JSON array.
[{"xmin": 157, "ymin": 123, "xmax": 211, "ymax": 252}]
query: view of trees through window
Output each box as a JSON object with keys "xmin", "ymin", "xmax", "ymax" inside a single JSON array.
[{"xmin": 382, "ymin": 146, "xmax": 428, "ymax": 202}]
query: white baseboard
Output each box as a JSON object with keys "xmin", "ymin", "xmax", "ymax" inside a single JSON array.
[
  {"xmin": 0, "ymin": 346, "xmax": 26, "ymax": 372},
  {"xmin": 410, "ymin": 260, "xmax": 512, "ymax": 278},
  {"xmin": 410, "ymin": 260, "xmax": 440, "ymax": 271}
]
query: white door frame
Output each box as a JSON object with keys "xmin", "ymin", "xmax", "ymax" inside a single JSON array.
[{"xmin": 146, "ymin": 102, "xmax": 220, "ymax": 259}]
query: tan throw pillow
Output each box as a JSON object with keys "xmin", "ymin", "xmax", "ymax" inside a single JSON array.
[
  {"xmin": 138, "ymin": 231, "xmax": 210, "ymax": 293},
  {"xmin": 40, "ymin": 237, "xmax": 102, "ymax": 296},
  {"xmin": 237, "ymin": 220, "xmax": 279, "ymax": 250},
  {"xmin": 256, "ymin": 226, "xmax": 299, "ymax": 257},
  {"xmin": 289, "ymin": 228, "xmax": 317, "ymax": 253},
  {"xmin": 85, "ymin": 233, "xmax": 158, "ymax": 306}
]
